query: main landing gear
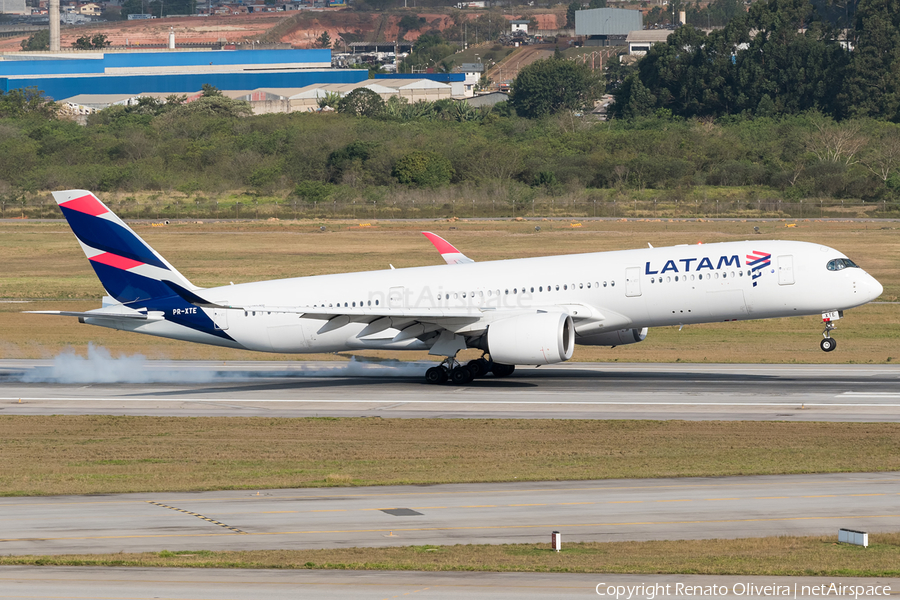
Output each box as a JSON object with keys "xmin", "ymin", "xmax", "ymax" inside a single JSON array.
[
  {"xmin": 424, "ymin": 356, "xmax": 516, "ymax": 385},
  {"xmin": 819, "ymin": 311, "xmax": 841, "ymax": 352}
]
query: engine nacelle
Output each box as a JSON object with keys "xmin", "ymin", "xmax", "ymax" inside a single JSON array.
[
  {"xmin": 577, "ymin": 327, "xmax": 648, "ymax": 347},
  {"xmin": 487, "ymin": 312, "xmax": 575, "ymax": 365}
]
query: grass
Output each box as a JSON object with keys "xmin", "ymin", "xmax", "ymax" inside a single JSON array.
[
  {"xmin": 0, "ymin": 218, "xmax": 897, "ymax": 362},
  {"xmin": 1, "ymin": 417, "xmax": 899, "ymax": 496},
  {"xmin": 2, "ymin": 534, "xmax": 900, "ymax": 576}
]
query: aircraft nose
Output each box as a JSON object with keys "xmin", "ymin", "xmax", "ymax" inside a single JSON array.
[{"xmin": 866, "ymin": 274, "xmax": 884, "ymax": 302}]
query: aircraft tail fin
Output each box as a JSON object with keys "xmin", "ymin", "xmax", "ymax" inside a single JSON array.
[{"xmin": 52, "ymin": 190, "xmax": 198, "ymax": 304}]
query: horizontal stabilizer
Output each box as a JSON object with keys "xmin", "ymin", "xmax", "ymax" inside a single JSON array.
[{"xmin": 25, "ymin": 307, "xmax": 148, "ymax": 320}]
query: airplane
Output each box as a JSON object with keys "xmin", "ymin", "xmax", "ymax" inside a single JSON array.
[{"xmin": 28, "ymin": 190, "xmax": 884, "ymax": 385}]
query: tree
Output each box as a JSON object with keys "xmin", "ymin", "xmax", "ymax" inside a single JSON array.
[
  {"xmin": 566, "ymin": 1, "xmax": 581, "ymax": 29},
  {"xmin": 509, "ymin": 58, "xmax": 602, "ymax": 119},
  {"xmin": 72, "ymin": 34, "xmax": 111, "ymax": 50},
  {"xmin": 614, "ymin": 0, "xmax": 852, "ymax": 120},
  {"xmin": 842, "ymin": 0, "xmax": 900, "ymax": 121},
  {"xmin": 201, "ymin": 83, "xmax": 223, "ymax": 97},
  {"xmin": 317, "ymin": 31, "xmax": 332, "ymax": 49},
  {"xmin": 392, "ymin": 151, "xmax": 455, "ymax": 188},
  {"xmin": 0, "ymin": 87, "xmax": 57, "ymax": 119},
  {"xmin": 337, "ymin": 88, "xmax": 385, "ymax": 117},
  {"xmin": 20, "ymin": 29, "xmax": 49, "ymax": 51},
  {"xmin": 588, "ymin": 0, "xmax": 606, "ymax": 8}
]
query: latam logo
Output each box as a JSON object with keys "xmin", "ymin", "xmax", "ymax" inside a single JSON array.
[
  {"xmin": 746, "ymin": 250, "xmax": 772, "ymax": 287},
  {"xmin": 644, "ymin": 254, "xmax": 742, "ymax": 275}
]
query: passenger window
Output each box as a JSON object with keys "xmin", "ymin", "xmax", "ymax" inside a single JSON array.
[{"xmin": 603, "ymin": 281, "xmax": 607, "ymax": 287}]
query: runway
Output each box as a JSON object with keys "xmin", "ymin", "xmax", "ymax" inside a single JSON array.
[
  {"xmin": 1, "ymin": 472, "xmax": 899, "ymax": 556},
  {"xmin": 1, "ymin": 568, "xmax": 897, "ymax": 600},
  {"xmin": 1, "ymin": 360, "xmax": 899, "ymax": 421}
]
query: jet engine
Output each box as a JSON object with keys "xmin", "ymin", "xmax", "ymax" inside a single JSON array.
[
  {"xmin": 577, "ymin": 327, "xmax": 648, "ymax": 347},
  {"xmin": 487, "ymin": 312, "xmax": 575, "ymax": 365}
]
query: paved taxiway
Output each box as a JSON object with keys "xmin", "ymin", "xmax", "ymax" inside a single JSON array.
[
  {"xmin": 1, "ymin": 361, "xmax": 899, "ymax": 421},
  {"xmin": 2, "ymin": 568, "xmax": 898, "ymax": 600},
  {"xmin": 1, "ymin": 472, "xmax": 898, "ymax": 555}
]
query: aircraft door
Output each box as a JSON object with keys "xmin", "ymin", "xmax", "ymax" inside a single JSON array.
[
  {"xmin": 389, "ymin": 286, "xmax": 404, "ymax": 308},
  {"xmin": 625, "ymin": 267, "xmax": 642, "ymax": 297},
  {"xmin": 777, "ymin": 255, "xmax": 794, "ymax": 285},
  {"xmin": 210, "ymin": 307, "xmax": 229, "ymax": 330}
]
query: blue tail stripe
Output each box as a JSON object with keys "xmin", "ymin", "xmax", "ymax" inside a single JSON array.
[
  {"xmin": 61, "ymin": 207, "xmax": 168, "ymax": 270},
  {"xmin": 91, "ymin": 262, "xmax": 177, "ymax": 304}
]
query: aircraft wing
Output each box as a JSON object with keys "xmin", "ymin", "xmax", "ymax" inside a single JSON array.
[{"xmin": 422, "ymin": 232, "xmax": 475, "ymax": 264}]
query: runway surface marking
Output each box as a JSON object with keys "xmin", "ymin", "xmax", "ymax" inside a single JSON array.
[
  {"xmin": 147, "ymin": 501, "xmax": 247, "ymax": 534},
  {"xmin": 2, "ymin": 514, "xmax": 898, "ymax": 545},
  {"xmin": 4, "ymin": 396, "xmax": 900, "ymax": 407}
]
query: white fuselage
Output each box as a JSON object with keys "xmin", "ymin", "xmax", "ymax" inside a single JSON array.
[{"xmin": 94, "ymin": 240, "xmax": 883, "ymax": 357}]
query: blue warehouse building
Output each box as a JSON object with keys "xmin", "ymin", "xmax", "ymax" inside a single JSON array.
[{"xmin": 0, "ymin": 49, "xmax": 368, "ymax": 100}]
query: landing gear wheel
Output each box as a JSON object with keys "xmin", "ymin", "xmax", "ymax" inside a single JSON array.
[
  {"xmin": 820, "ymin": 338, "xmax": 837, "ymax": 352},
  {"xmin": 425, "ymin": 366, "xmax": 448, "ymax": 384},
  {"xmin": 467, "ymin": 358, "xmax": 490, "ymax": 378},
  {"xmin": 490, "ymin": 363, "xmax": 516, "ymax": 378},
  {"xmin": 450, "ymin": 366, "xmax": 474, "ymax": 385}
]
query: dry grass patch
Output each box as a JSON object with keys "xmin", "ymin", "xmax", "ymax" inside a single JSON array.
[
  {"xmin": 3, "ymin": 534, "xmax": 900, "ymax": 576},
  {"xmin": 1, "ymin": 417, "xmax": 899, "ymax": 496}
]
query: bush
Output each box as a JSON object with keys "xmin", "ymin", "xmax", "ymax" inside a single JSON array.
[{"xmin": 392, "ymin": 151, "xmax": 455, "ymax": 188}]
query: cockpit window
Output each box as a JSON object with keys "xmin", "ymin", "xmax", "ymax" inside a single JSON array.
[{"xmin": 826, "ymin": 258, "xmax": 860, "ymax": 271}]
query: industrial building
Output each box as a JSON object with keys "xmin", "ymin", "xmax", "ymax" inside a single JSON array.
[
  {"xmin": 574, "ymin": 8, "xmax": 644, "ymax": 46},
  {"xmin": 0, "ymin": 49, "xmax": 366, "ymax": 100},
  {"xmin": 61, "ymin": 76, "xmax": 459, "ymax": 116}
]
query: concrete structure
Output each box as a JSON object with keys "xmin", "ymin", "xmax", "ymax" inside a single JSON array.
[
  {"xmin": 465, "ymin": 91, "xmax": 508, "ymax": 108},
  {"xmin": 0, "ymin": 0, "xmax": 27, "ymax": 14},
  {"xmin": 626, "ymin": 29, "xmax": 672, "ymax": 55},
  {"xmin": 575, "ymin": 7, "xmax": 642, "ymax": 45},
  {"xmin": 49, "ymin": 0, "xmax": 60, "ymax": 51},
  {"xmin": 510, "ymin": 20, "xmax": 530, "ymax": 34},
  {"xmin": 459, "ymin": 62, "xmax": 484, "ymax": 97},
  {"xmin": 78, "ymin": 3, "xmax": 101, "ymax": 16}
]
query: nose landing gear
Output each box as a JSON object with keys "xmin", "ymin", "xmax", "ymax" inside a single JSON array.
[{"xmin": 819, "ymin": 310, "xmax": 842, "ymax": 352}]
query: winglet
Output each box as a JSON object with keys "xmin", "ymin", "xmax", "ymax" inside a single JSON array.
[{"xmin": 421, "ymin": 232, "xmax": 474, "ymax": 265}]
